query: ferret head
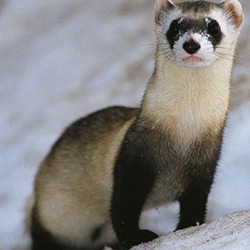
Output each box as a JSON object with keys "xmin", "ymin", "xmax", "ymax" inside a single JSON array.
[{"xmin": 155, "ymin": 0, "xmax": 243, "ymax": 68}]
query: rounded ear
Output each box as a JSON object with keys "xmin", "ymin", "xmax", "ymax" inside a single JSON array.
[
  {"xmin": 219, "ymin": 0, "xmax": 243, "ymax": 29},
  {"xmin": 155, "ymin": 0, "xmax": 175, "ymax": 25}
]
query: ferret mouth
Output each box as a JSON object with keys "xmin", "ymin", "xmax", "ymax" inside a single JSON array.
[{"xmin": 183, "ymin": 56, "xmax": 203, "ymax": 63}]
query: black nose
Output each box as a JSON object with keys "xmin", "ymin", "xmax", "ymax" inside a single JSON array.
[{"xmin": 183, "ymin": 41, "xmax": 201, "ymax": 54}]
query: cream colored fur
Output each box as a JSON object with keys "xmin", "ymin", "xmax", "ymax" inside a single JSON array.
[
  {"xmin": 31, "ymin": 1, "xmax": 243, "ymax": 249},
  {"xmin": 35, "ymin": 118, "xmax": 135, "ymax": 248},
  {"xmin": 24, "ymin": 194, "xmax": 35, "ymax": 233},
  {"xmin": 142, "ymin": 1, "xmax": 242, "ymax": 148},
  {"xmin": 140, "ymin": 0, "xmax": 243, "ymax": 208},
  {"xmin": 141, "ymin": 54, "xmax": 232, "ymax": 147}
]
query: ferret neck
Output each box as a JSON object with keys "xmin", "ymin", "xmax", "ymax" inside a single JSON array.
[
  {"xmin": 139, "ymin": 53, "xmax": 234, "ymax": 142},
  {"xmin": 155, "ymin": 52, "xmax": 233, "ymax": 89}
]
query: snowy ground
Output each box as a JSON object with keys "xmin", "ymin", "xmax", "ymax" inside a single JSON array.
[
  {"xmin": 133, "ymin": 210, "xmax": 250, "ymax": 250},
  {"xmin": 1, "ymin": 0, "xmax": 250, "ymax": 249}
]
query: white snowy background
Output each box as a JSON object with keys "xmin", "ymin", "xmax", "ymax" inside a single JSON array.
[{"xmin": 0, "ymin": 0, "xmax": 250, "ymax": 249}]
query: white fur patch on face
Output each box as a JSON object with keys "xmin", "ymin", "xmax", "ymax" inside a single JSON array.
[
  {"xmin": 173, "ymin": 32, "xmax": 217, "ymax": 68},
  {"xmin": 209, "ymin": 8, "xmax": 241, "ymax": 55},
  {"xmin": 155, "ymin": 9, "xmax": 183, "ymax": 41},
  {"xmin": 155, "ymin": 6, "xmax": 242, "ymax": 68}
]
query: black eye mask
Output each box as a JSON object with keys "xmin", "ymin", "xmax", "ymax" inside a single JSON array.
[{"xmin": 166, "ymin": 18, "xmax": 223, "ymax": 49}]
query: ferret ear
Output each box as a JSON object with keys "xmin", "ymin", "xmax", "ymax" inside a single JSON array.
[
  {"xmin": 155, "ymin": 0, "xmax": 175, "ymax": 25},
  {"xmin": 219, "ymin": 0, "xmax": 243, "ymax": 29}
]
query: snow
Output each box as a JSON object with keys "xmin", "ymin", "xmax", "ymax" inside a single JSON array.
[
  {"xmin": 0, "ymin": 0, "xmax": 250, "ymax": 249},
  {"xmin": 134, "ymin": 210, "xmax": 250, "ymax": 250}
]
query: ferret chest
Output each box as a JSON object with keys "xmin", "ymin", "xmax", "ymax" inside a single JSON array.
[
  {"xmin": 145, "ymin": 162, "xmax": 189, "ymax": 209},
  {"xmin": 140, "ymin": 125, "xmax": 221, "ymax": 210}
]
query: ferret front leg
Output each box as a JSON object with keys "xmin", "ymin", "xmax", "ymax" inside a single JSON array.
[
  {"xmin": 176, "ymin": 176, "xmax": 213, "ymax": 230},
  {"xmin": 111, "ymin": 139, "xmax": 158, "ymax": 250}
]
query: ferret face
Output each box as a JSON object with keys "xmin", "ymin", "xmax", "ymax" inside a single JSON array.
[
  {"xmin": 155, "ymin": 0, "xmax": 243, "ymax": 68},
  {"xmin": 166, "ymin": 16, "xmax": 223, "ymax": 67}
]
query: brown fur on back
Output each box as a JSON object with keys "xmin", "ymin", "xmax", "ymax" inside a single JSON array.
[{"xmin": 33, "ymin": 106, "xmax": 138, "ymax": 248}]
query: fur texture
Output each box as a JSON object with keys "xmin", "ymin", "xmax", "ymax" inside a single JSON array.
[{"xmin": 30, "ymin": 1, "xmax": 243, "ymax": 250}]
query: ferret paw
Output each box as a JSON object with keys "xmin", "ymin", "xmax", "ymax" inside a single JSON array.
[{"xmin": 120, "ymin": 229, "xmax": 158, "ymax": 250}]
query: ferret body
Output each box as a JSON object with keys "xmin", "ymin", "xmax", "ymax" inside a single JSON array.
[{"xmin": 31, "ymin": 1, "xmax": 243, "ymax": 250}]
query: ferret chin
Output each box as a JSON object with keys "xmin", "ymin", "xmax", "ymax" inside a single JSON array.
[{"xmin": 30, "ymin": 1, "xmax": 243, "ymax": 250}]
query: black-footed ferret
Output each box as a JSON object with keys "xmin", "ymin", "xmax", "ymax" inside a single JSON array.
[{"xmin": 30, "ymin": 0, "xmax": 243, "ymax": 249}]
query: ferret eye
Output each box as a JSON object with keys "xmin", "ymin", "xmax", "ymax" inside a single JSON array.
[
  {"xmin": 208, "ymin": 21, "xmax": 221, "ymax": 38},
  {"xmin": 169, "ymin": 21, "xmax": 180, "ymax": 37}
]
